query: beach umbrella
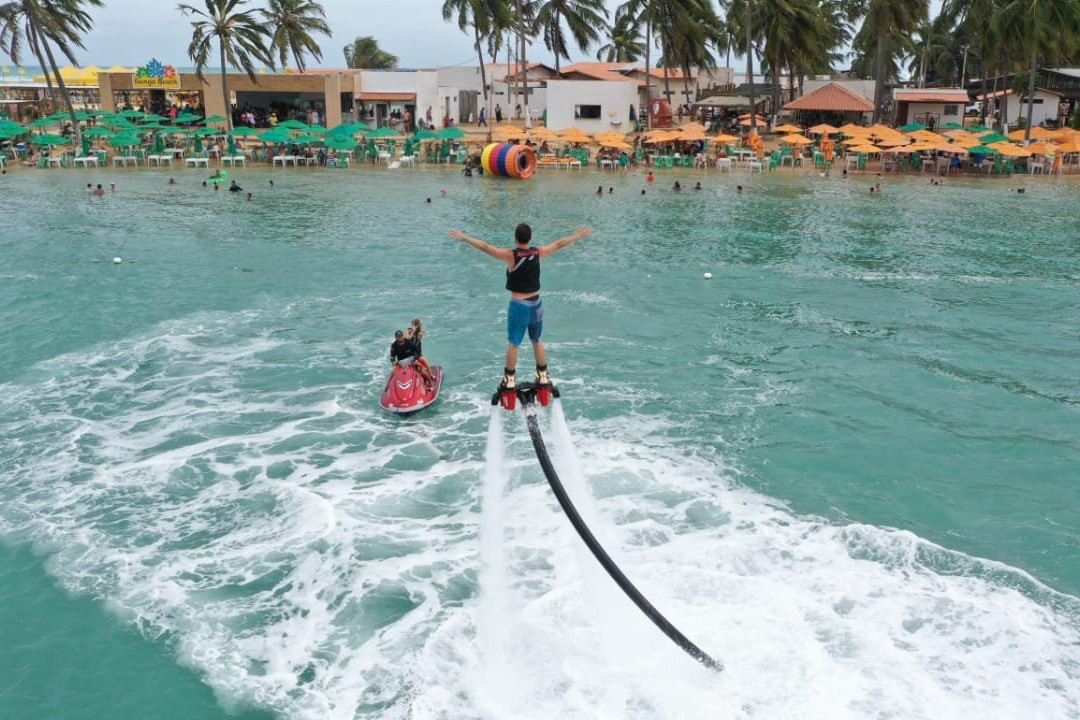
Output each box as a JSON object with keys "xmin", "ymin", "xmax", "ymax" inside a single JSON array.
[
  {"xmin": 203, "ymin": 115, "xmax": 227, "ymax": 124},
  {"xmin": 411, "ymin": 128, "xmax": 437, "ymax": 140},
  {"xmin": 83, "ymin": 126, "xmax": 112, "ymax": 137},
  {"xmin": 979, "ymin": 132, "xmax": 1010, "ymax": 144},
  {"xmin": 194, "ymin": 127, "xmax": 219, "ymax": 137},
  {"xmin": 29, "ymin": 117, "xmax": 56, "ymax": 128},
  {"xmin": 1029, "ymin": 126, "xmax": 1058, "ymax": 140},
  {"xmin": 1053, "ymin": 139, "xmax": 1080, "ymax": 153},
  {"xmin": 711, "ymin": 132, "xmax": 740, "ymax": 144},
  {"xmin": 324, "ymin": 134, "xmax": 357, "ymax": 150},
  {"xmin": 780, "ymin": 134, "xmax": 812, "ymax": 145},
  {"xmin": 0, "ymin": 129, "xmax": 23, "ymax": 140},
  {"xmin": 909, "ymin": 130, "xmax": 944, "ymax": 143},
  {"xmin": 433, "ymin": 126, "xmax": 466, "ymax": 140},
  {"xmin": 838, "ymin": 123, "xmax": 868, "ymax": 134},
  {"xmin": 31, "ymin": 134, "xmax": 70, "ymax": 145},
  {"xmin": 278, "ymin": 119, "xmax": 309, "ymax": 130},
  {"xmin": 306, "ymin": 124, "xmax": 327, "ymax": 135},
  {"xmin": 528, "ymin": 126, "xmax": 558, "ymax": 141},
  {"xmin": 258, "ymin": 128, "xmax": 293, "ymax": 143},
  {"xmin": 140, "ymin": 114, "xmax": 167, "ymax": 122},
  {"xmin": 940, "ymin": 122, "xmax": 963, "ymax": 130},
  {"xmin": 75, "ymin": 112, "xmax": 95, "ymax": 122},
  {"xmin": 967, "ymin": 144, "xmax": 998, "ymax": 155},
  {"xmin": 849, "ymin": 143, "xmax": 882, "ymax": 153},
  {"xmin": 678, "ymin": 121, "xmax": 708, "ymax": 133},
  {"xmin": 808, "ymin": 123, "xmax": 840, "ymax": 135},
  {"xmin": 968, "ymin": 125, "xmax": 992, "ymax": 133},
  {"xmin": 229, "ymin": 127, "xmax": 259, "ymax": 137},
  {"xmin": 492, "ymin": 125, "xmax": 527, "ymax": 141},
  {"xmin": 293, "ymin": 134, "xmax": 322, "ymax": 144},
  {"xmin": 773, "ymin": 123, "xmax": 803, "ymax": 133},
  {"xmin": 1025, "ymin": 141, "xmax": 1055, "ymax": 154},
  {"xmin": 988, "ymin": 142, "xmax": 1030, "ymax": 157},
  {"xmin": 48, "ymin": 111, "xmax": 69, "ymax": 120},
  {"xmin": 898, "ymin": 122, "xmax": 926, "ymax": 132},
  {"xmin": 119, "ymin": 109, "xmax": 145, "ymax": 119},
  {"xmin": 329, "ymin": 121, "xmax": 369, "ymax": 135},
  {"xmin": 108, "ymin": 133, "xmax": 141, "ymax": 147},
  {"xmin": 139, "ymin": 123, "xmax": 169, "ymax": 131},
  {"xmin": 175, "ymin": 113, "xmax": 202, "ymax": 124},
  {"xmin": 877, "ymin": 137, "xmax": 911, "ymax": 147}
]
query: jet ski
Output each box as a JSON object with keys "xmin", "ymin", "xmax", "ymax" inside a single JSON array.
[{"xmin": 381, "ymin": 363, "xmax": 443, "ymax": 414}]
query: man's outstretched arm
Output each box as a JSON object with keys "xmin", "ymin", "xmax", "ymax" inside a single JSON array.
[
  {"xmin": 449, "ymin": 229, "xmax": 513, "ymax": 262},
  {"xmin": 538, "ymin": 226, "xmax": 593, "ymax": 258}
]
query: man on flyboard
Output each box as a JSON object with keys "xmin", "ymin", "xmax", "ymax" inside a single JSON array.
[{"xmin": 449, "ymin": 223, "xmax": 593, "ymax": 394}]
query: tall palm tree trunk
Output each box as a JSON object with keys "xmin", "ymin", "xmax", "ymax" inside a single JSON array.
[
  {"xmin": 516, "ymin": 0, "xmax": 530, "ymax": 128},
  {"xmin": 873, "ymin": 34, "xmax": 886, "ymax": 124},
  {"xmin": 645, "ymin": 15, "xmax": 652, "ymax": 131},
  {"xmin": 553, "ymin": 7, "xmax": 561, "ymax": 76},
  {"xmin": 474, "ymin": 25, "xmax": 492, "ymax": 132},
  {"xmin": 34, "ymin": 23, "xmax": 81, "ymax": 147},
  {"xmin": 220, "ymin": 43, "xmax": 232, "ymax": 131},
  {"xmin": 747, "ymin": 0, "xmax": 756, "ymax": 132},
  {"xmin": 1024, "ymin": 24, "xmax": 1036, "ymax": 140},
  {"xmin": 25, "ymin": 21, "xmax": 57, "ymax": 109}
]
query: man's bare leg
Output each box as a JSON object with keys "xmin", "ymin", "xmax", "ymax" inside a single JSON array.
[{"xmin": 533, "ymin": 341, "xmax": 549, "ymax": 384}]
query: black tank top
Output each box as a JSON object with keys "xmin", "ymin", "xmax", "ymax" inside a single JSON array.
[{"xmin": 505, "ymin": 246, "xmax": 540, "ymax": 293}]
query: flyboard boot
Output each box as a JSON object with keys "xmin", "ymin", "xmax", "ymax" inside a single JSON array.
[
  {"xmin": 533, "ymin": 364, "xmax": 553, "ymax": 407},
  {"xmin": 496, "ymin": 368, "xmax": 517, "ymax": 410}
]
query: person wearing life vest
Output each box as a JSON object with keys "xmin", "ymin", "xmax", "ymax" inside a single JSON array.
[{"xmin": 449, "ymin": 223, "xmax": 593, "ymax": 390}]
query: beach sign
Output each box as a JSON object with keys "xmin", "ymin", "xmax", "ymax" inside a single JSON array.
[{"xmin": 134, "ymin": 59, "xmax": 180, "ymax": 89}]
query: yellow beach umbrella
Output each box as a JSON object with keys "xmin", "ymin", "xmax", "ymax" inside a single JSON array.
[
  {"xmin": 1029, "ymin": 126, "xmax": 1058, "ymax": 140},
  {"xmin": 839, "ymin": 123, "xmax": 868, "ymax": 135},
  {"xmin": 556, "ymin": 127, "xmax": 592, "ymax": 142},
  {"xmin": 990, "ymin": 142, "xmax": 1030, "ymax": 157},
  {"xmin": 935, "ymin": 143, "xmax": 967, "ymax": 154},
  {"xmin": 910, "ymin": 130, "xmax": 945, "ymax": 143},
  {"xmin": 600, "ymin": 140, "xmax": 634, "ymax": 151},
  {"xmin": 711, "ymin": 132, "xmax": 740, "ymax": 144},
  {"xmin": 644, "ymin": 131, "xmax": 681, "ymax": 143},
  {"xmin": 774, "ymin": 123, "xmax": 803, "ymax": 133},
  {"xmin": 1053, "ymin": 139, "xmax": 1080, "ymax": 153},
  {"xmin": 492, "ymin": 126, "xmax": 527, "ymax": 141},
  {"xmin": 850, "ymin": 143, "xmax": 882, "ymax": 153},
  {"xmin": 594, "ymin": 130, "xmax": 625, "ymax": 142},
  {"xmin": 1025, "ymin": 141, "xmax": 1055, "ymax": 155},
  {"xmin": 808, "ymin": 123, "xmax": 840, "ymax": 135},
  {"xmin": 780, "ymin": 134, "xmax": 812, "ymax": 145},
  {"xmin": 877, "ymin": 137, "xmax": 911, "ymax": 147},
  {"xmin": 527, "ymin": 126, "xmax": 557, "ymax": 141},
  {"xmin": 678, "ymin": 122, "xmax": 707, "ymax": 133},
  {"xmin": 680, "ymin": 131, "xmax": 707, "ymax": 141},
  {"xmin": 1007, "ymin": 129, "xmax": 1029, "ymax": 141}
]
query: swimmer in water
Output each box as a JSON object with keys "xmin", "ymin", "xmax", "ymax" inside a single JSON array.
[
  {"xmin": 672, "ymin": 181, "xmax": 681, "ymax": 192},
  {"xmin": 694, "ymin": 181, "xmax": 702, "ymax": 190},
  {"xmin": 168, "ymin": 178, "xmax": 176, "ymax": 185},
  {"xmin": 646, "ymin": 171, "xmax": 655, "ymax": 183},
  {"xmin": 597, "ymin": 185, "xmax": 604, "ymax": 195},
  {"xmin": 85, "ymin": 183, "xmax": 92, "ymax": 193},
  {"xmin": 246, "ymin": 192, "xmax": 252, "ymax": 201},
  {"xmin": 93, "ymin": 184, "xmax": 105, "ymax": 197}
]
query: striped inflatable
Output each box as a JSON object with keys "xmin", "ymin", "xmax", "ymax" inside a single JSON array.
[{"xmin": 480, "ymin": 143, "xmax": 538, "ymax": 179}]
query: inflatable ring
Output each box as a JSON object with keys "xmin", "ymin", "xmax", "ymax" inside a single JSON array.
[
  {"xmin": 482, "ymin": 143, "xmax": 537, "ymax": 179},
  {"xmin": 208, "ymin": 170, "xmax": 228, "ymax": 185}
]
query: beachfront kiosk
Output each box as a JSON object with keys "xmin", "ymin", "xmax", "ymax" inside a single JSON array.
[{"xmin": 99, "ymin": 63, "xmax": 360, "ymax": 128}]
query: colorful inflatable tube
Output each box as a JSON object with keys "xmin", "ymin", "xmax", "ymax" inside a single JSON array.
[{"xmin": 481, "ymin": 143, "xmax": 537, "ymax": 179}]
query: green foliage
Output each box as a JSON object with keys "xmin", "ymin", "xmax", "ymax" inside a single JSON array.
[
  {"xmin": 343, "ymin": 35, "xmax": 398, "ymax": 69},
  {"xmin": 262, "ymin": 0, "xmax": 330, "ymax": 72}
]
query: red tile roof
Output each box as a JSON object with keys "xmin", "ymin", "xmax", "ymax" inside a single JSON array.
[
  {"xmin": 784, "ymin": 82, "xmax": 873, "ymax": 112},
  {"xmin": 894, "ymin": 89, "xmax": 969, "ymax": 103},
  {"xmin": 356, "ymin": 92, "xmax": 415, "ymax": 102}
]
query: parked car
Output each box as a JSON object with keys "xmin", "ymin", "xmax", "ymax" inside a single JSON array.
[{"xmin": 965, "ymin": 101, "xmax": 982, "ymax": 116}]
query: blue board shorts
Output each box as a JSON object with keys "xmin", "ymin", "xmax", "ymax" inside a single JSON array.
[{"xmin": 507, "ymin": 297, "xmax": 543, "ymax": 346}]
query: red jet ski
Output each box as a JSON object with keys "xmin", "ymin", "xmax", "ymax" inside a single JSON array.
[{"xmin": 380, "ymin": 362, "xmax": 443, "ymax": 414}]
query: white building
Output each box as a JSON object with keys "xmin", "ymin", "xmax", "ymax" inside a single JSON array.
[
  {"xmin": 975, "ymin": 87, "xmax": 1064, "ymax": 129},
  {"xmin": 544, "ymin": 80, "xmax": 638, "ymax": 133},
  {"xmin": 893, "ymin": 88, "xmax": 969, "ymax": 129},
  {"xmin": 354, "ymin": 68, "xmax": 484, "ymax": 128}
]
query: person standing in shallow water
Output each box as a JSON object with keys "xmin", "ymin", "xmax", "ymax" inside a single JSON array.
[{"xmin": 449, "ymin": 223, "xmax": 593, "ymax": 390}]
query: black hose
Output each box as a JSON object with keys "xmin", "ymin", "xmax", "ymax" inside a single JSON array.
[{"xmin": 525, "ymin": 411, "xmax": 722, "ymax": 672}]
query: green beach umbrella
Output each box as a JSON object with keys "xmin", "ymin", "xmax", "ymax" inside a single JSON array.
[
  {"xmin": 140, "ymin": 114, "xmax": 168, "ymax": 122},
  {"xmin": 0, "ymin": 128, "xmax": 24, "ymax": 140},
  {"xmin": 324, "ymin": 135, "xmax": 357, "ymax": 150},
  {"xmin": 411, "ymin": 128, "xmax": 437, "ymax": 140},
  {"xmin": 229, "ymin": 127, "xmax": 259, "ymax": 137},
  {"xmin": 434, "ymin": 126, "xmax": 465, "ymax": 140},
  {"xmin": 979, "ymin": 132, "xmax": 1010, "ymax": 144},
  {"xmin": 108, "ymin": 133, "xmax": 141, "ymax": 147},
  {"xmin": 48, "ymin": 111, "xmax": 68, "ymax": 120},
  {"xmin": 203, "ymin": 115, "xmax": 227, "ymax": 124},
  {"xmin": 967, "ymin": 145, "xmax": 998, "ymax": 154},
  {"xmin": 328, "ymin": 122, "xmax": 368, "ymax": 135},
  {"xmin": 175, "ymin": 113, "xmax": 202, "ymax": 124},
  {"xmin": 278, "ymin": 119, "xmax": 308, "ymax": 130},
  {"xmin": 31, "ymin": 134, "xmax": 70, "ymax": 145},
  {"xmin": 29, "ymin": 118, "xmax": 56, "ymax": 128},
  {"xmin": 75, "ymin": 112, "xmax": 95, "ymax": 122},
  {"xmin": 139, "ymin": 123, "xmax": 169, "ymax": 131},
  {"xmin": 258, "ymin": 128, "xmax": 293, "ymax": 143},
  {"xmin": 119, "ymin": 109, "xmax": 145, "ymax": 119},
  {"xmin": 940, "ymin": 121, "xmax": 963, "ymax": 130},
  {"xmin": 194, "ymin": 127, "xmax": 218, "ymax": 137},
  {"xmin": 83, "ymin": 126, "xmax": 112, "ymax": 137},
  {"xmin": 969, "ymin": 124, "xmax": 992, "ymax": 133},
  {"xmin": 898, "ymin": 122, "xmax": 926, "ymax": 132},
  {"xmin": 293, "ymin": 134, "xmax": 321, "ymax": 144},
  {"xmin": 367, "ymin": 126, "xmax": 402, "ymax": 139},
  {"xmin": 306, "ymin": 124, "xmax": 327, "ymax": 135}
]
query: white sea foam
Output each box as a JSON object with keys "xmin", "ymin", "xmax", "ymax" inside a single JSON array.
[{"xmin": 0, "ymin": 307, "xmax": 1078, "ymax": 719}]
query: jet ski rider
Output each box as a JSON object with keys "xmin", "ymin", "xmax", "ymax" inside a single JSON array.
[
  {"xmin": 390, "ymin": 329, "xmax": 433, "ymax": 387},
  {"xmin": 449, "ymin": 223, "xmax": 593, "ymax": 390}
]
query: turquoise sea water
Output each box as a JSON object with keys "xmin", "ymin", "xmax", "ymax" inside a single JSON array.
[{"xmin": 1, "ymin": 167, "xmax": 1078, "ymax": 719}]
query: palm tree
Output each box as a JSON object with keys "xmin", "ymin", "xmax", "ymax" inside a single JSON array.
[
  {"xmin": 0, "ymin": 0, "xmax": 103, "ymax": 146},
  {"xmin": 595, "ymin": 11, "xmax": 644, "ymax": 61},
  {"xmin": 178, "ymin": 0, "xmax": 273, "ymax": 132},
  {"xmin": 534, "ymin": 0, "xmax": 609, "ymax": 75},
  {"xmin": 850, "ymin": 0, "xmax": 928, "ymax": 122},
  {"xmin": 994, "ymin": 0, "xmax": 1080, "ymax": 138},
  {"xmin": 262, "ymin": 0, "xmax": 330, "ymax": 72},
  {"xmin": 442, "ymin": 0, "xmax": 511, "ymax": 129},
  {"xmin": 342, "ymin": 35, "xmax": 399, "ymax": 68}
]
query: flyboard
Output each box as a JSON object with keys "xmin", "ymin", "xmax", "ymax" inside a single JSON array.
[{"xmin": 493, "ymin": 380, "xmax": 723, "ymax": 671}]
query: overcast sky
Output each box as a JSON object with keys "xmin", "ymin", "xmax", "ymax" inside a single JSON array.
[{"xmin": 77, "ymin": 0, "xmax": 618, "ymax": 71}]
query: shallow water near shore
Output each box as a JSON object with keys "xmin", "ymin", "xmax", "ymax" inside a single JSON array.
[{"xmin": 1, "ymin": 166, "xmax": 1078, "ymax": 719}]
